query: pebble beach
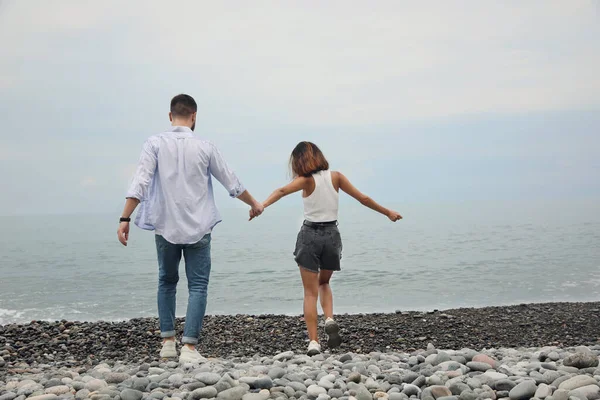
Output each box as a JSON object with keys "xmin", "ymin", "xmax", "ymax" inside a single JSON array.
[{"xmin": 2, "ymin": 302, "xmax": 600, "ymax": 400}]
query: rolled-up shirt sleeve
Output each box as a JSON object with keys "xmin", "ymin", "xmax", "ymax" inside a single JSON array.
[
  {"xmin": 209, "ymin": 144, "xmax": 245, "ymax": 198},
  {"xmin": 126, "ymin": 138, "xmax": 158, "ymax": 200}
]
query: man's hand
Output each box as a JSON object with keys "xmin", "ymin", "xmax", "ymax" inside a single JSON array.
[
  {"xmin": 249, "ymin": 202, "xmax": 264, "ymax": 221},
  {"xmin": 387, "ymin": 210, "xmax": 403, "ymax": 222},
  {"xmin": 117, "ymin": 222, "xmax": 130, "ymax": 246}
]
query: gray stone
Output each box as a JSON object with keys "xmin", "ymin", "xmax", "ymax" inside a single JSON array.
[
  {"xmin": 509, "ymin": 380, "xmax": 538, "ymax": 400},
  {"xmin": 458, "ymin": 391, "xmax": 477, "ymax": 400},
  {"xmin": 149, "ymin": 368, "xmax": 166, "ymax": 375},
  {"xmin": 0, "ymin": 393, "xmax": 17, "ymax": 400},
  {"xmin": 347, "ymin": 373, "xmax": 362, "ymax": 384},
  {"xmin": 535, "ymin": 383, "xmax": 553, "ymax": 399},
  {"xmin": 44, "ymin": 386, "xmax": 71, "ymax": 396},
  {"xmin": 132, "ymin": 378, "xmax": 150, "ymax": 392},
  {"xmin": 217, "ymin": 386, "xmax": 249, "ymax": 400},
  {"xmin": 402, "ymin": 372, "xmax": 419, "ymax": 384},
  {"xmin": 318, "ymin": 379, "xmax": 334, "ymax": 391},
  {"xmin": 430, "ymin": 385, "xmax": 452, "ymax": 398},
  {"xmin": 354, "ymin": 385, "xmax": 371, "ymax": 400},
  {"xmin": 411, "ymin": 376, "xmax": 426, "ymax": 388},
  {"xmin": 433, "ymin": 352, "xmax": 452, "ymax": 366},
  {"xmin": 44, "ymin": 380, "xmax": 64, "ymax": 389},
  {"xmin": 307, "ymin": 386, "xmax": 327, "ymax": 399},
  {"xmin": 548, "ymin": 352, "xmax": 561, "ymax": 362},
  {"xmin": 85, "ymin": 379, "xmax": 108, "ymax": 392},
  {"xmin": 339, "ymin": 354, "xmax": 353, "ymax": 363},
  {"xmin": 449, "ymin": 383, "xmax": 470, "ymax": 395},
  {"xmin": 0, "ymin": 356, "xmax": 5, "ymax": 367},
  {"xmin": 401, "ymin": 385, "xmax": 420, "ymax": 397},
  {"xmin": 552, "ymin": 389, "xmax": 570, "ymax": 400},
  {"xmin": 215, "ymin": 374, "xmax": 237, "ymax": 393},
  {"xmin": 495, "ymin": 379, "xmax": 517, "ymax": 391},
  {"xmin": 570, "ymin": 385, "xmax": 600, "ymax": 399},
  {"xmin": 192, "ymin": 387, "xmax": 219, "ymax": 400},
  {"xmin": 288, "ymin": 382, "xmax": 307, "ymax": 393},
  {"xmin": 564, "ymin": 353, "xmax": 600, "ymax": 369},
  {"xmin": 328, "ymin": 389, "xmax": 344, "ymax": 399},
  {"xmin": 436, "ymin": 397, "xmax": 458, "ymax": 400},
  {"xmin": 72, "ymin": 382, "xmax": 85, "ymax": 392},
  {"xmin": 269, "ymin": 368, "xmax": 287, "ymax": 380},
  {"xmin": 274, "ymin": 352, "xmax": 295, "ymax": 362},
  {"xmin": 254, "ymin": 377, "xmax": 274, "ymax": 390},
  {"xmin": 466, "ymin": 362, "xmax": 493, "ymax": 372},
  {"xmin": 26, "ymin": 396, "xmax": 58, "ymax": 400},
  {"xmin": 388, "ymin": 394, "xmax": 408, "ymax": 400},
  {"xmin": 182, "ymin": 382, "xmax": 206, "ymax": 392},
  {"xmin": 196, "ymin": 373, "xmax": 222, "ymax": 386},
  {"xmin": 106, "ymin": 373, "xmax": 131, "ymax": 384},
  {"xmin": 75, "ymin": 390, "xmax": 90, "ymax": 400},
  {"xmin": 242, "ymin": 394, "xmax": 269, "ymax": 400},
  {"xmin": 120, "ymin": 389, "xmax": 144, "ymax": 400},
  {"xmin": 559, "ymin": 376, "xmax": 597, "ymax": 391}
]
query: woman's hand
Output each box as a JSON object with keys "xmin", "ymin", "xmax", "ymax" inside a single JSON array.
[{"xmin": 387, "ymin": 210, "xmax": 403, "ymax": 222}]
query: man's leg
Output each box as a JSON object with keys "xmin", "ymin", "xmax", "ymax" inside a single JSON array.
[
  {"xmin": 156, "ymin": 235, "xmax": 182, "ymax": 341},
  {"xmin": 181, "ymin": 234, "xmax": 212, "ymax": 348}
]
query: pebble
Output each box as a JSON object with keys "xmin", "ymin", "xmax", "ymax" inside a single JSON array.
[
  {"xmin": 84, "ymin": 379, "xmax": 107, "ymax": 392},
  {"xmin": 308, "ymin": 385, "xmax": 328, "ymax": 398},
  {"xmin": 44, "ymin": 386, "xmax": 71, "ymax": 395},
  {"xmin": 3, "ymin": 342, "xmax": 600, "ymax": 400},
  {"xmin": 192, "ymin": 387, "xmax": 219, "ymax": 400},
  {"xmin": 509, "ymin": 380, "xmax": 537, "ymax": 400},
  {"xmin": 535, "ymin": 383, "xmax": 552, "ymax": 399},
  {"xmin": 348, "ymin": 372, "xmax": 362, "ymax": 384},
  {"xmin": 217, "ymin": 386, "xmax": 249, "ymax": 400},
  {"xmin": 564, "ymin": 352, "xmax": 600, "ymax": 369},
  {"xmin": 196, "ymin": 372, "xmax": 222, "ymax": 385},
  {"xmin": 466, "ymin": 361, "xmax": 493, "ymax": 372},
  {"xmin": 120, "ymin": 389, "xmax": 144, "ymax": 400},
  {"xmin": 558, "ymin": 375, "xmax": 598, "ymax": 391}
]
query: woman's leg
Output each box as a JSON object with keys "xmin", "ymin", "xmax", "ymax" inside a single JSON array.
[
  {"xmin": 299, "ymin": 267, "xmax": 320, "ymax": 342},
  {"xmin": 318, "ymin": 270, "xmax": 334, "ymax": 319}
]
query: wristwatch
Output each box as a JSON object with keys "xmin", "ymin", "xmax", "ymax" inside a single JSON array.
[{"xmin": 120, "ymin": 217, "xmax": 131, "ymax": 223}]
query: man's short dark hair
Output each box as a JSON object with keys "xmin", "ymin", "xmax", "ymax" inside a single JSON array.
[{"xmin": 170, "ymin": 94, "xmax": 197, "ymax": 118}]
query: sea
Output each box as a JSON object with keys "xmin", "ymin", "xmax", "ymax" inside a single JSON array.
[{"xmin": 1, "ymin": 199, "xmax": 599, "ymax": 325}]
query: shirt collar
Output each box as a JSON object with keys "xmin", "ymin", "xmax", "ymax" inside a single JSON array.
[{"xmin": 168, "ymin": 126, "xmax": 194, "ymax": 135}]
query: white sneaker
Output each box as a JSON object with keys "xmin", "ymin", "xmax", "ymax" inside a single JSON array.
[
  {"xmin": 159, "ymin": 340, "xmax": 177, "ymax": 358},
  {"xmin": 179, "ymin": 346, "xmax": 207, "ymax": 364},
  {"xmin": 307, "ymin": 340, "xmax": 321, "ymax": 356},
  {"xmin": 325, "ymin": 318, "xmax": 342, "ymax": 349}
]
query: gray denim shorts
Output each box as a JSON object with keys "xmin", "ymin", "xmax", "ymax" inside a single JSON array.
[{"xmin": 294, "ymin": 221, "xmax": 343, "ymax": 273}]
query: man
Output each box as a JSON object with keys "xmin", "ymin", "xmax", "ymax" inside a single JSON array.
[{"xmin": 117, "ymin": 94, "xmax": 263, "ymax": 363}]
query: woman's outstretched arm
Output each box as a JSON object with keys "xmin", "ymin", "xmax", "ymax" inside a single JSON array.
[
  {"xmin": 251, "ymin": 177, "xmax": 309, "ymax": 220},
  {"xmin": 337, "ymin": 172, "xmax": 402, "ymax": 221}
]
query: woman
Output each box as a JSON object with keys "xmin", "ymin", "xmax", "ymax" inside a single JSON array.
[{"xmin": 255, "ymin": 141, "xmax": 402, "ymax": 355}]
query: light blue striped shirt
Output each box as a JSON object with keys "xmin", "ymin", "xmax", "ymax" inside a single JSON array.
[{"xmin": 126, "ymin": 126, "xmax": 245, "ymax": 244}]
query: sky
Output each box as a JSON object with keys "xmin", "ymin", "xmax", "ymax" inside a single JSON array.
[{"xmin": 0, "ymin": 0, "xmax": 599, "ymax": 216}]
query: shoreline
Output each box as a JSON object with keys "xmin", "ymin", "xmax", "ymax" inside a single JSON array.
[{"xmin": 1, "ymin": 302, "xmax": 599, "ymax": 368}]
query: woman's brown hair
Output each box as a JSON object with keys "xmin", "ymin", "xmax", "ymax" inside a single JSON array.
[{"xmin": 290, "ymin": 141, "xmax": 329, "ymax": 177}]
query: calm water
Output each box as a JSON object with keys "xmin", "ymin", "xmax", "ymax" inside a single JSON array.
[{"xmin": 1, "ymin": 199, "xmax": 599, "ymax": 325}]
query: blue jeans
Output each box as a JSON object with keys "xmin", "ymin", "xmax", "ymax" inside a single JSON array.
[{"xmin": 155, "ymin": 234, "xmax": 211, "ymax": 345}]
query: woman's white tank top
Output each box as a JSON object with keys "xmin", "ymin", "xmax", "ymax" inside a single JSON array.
[{"xmin": 303, "ymin": 170, "xmax": 339, "ymax": 222}]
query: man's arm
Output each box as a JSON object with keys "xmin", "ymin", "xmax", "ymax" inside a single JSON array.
[
  {"xmin": 117, "ymin": 139, "xmax": 158, "ymax": 246},
  {"xmin": 117, "ymin": 198, "xmax": 140, "ymax": 246},
  {"xmin": 209, "ymin": 144, "xmax": 263, "ymax": 219}
]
